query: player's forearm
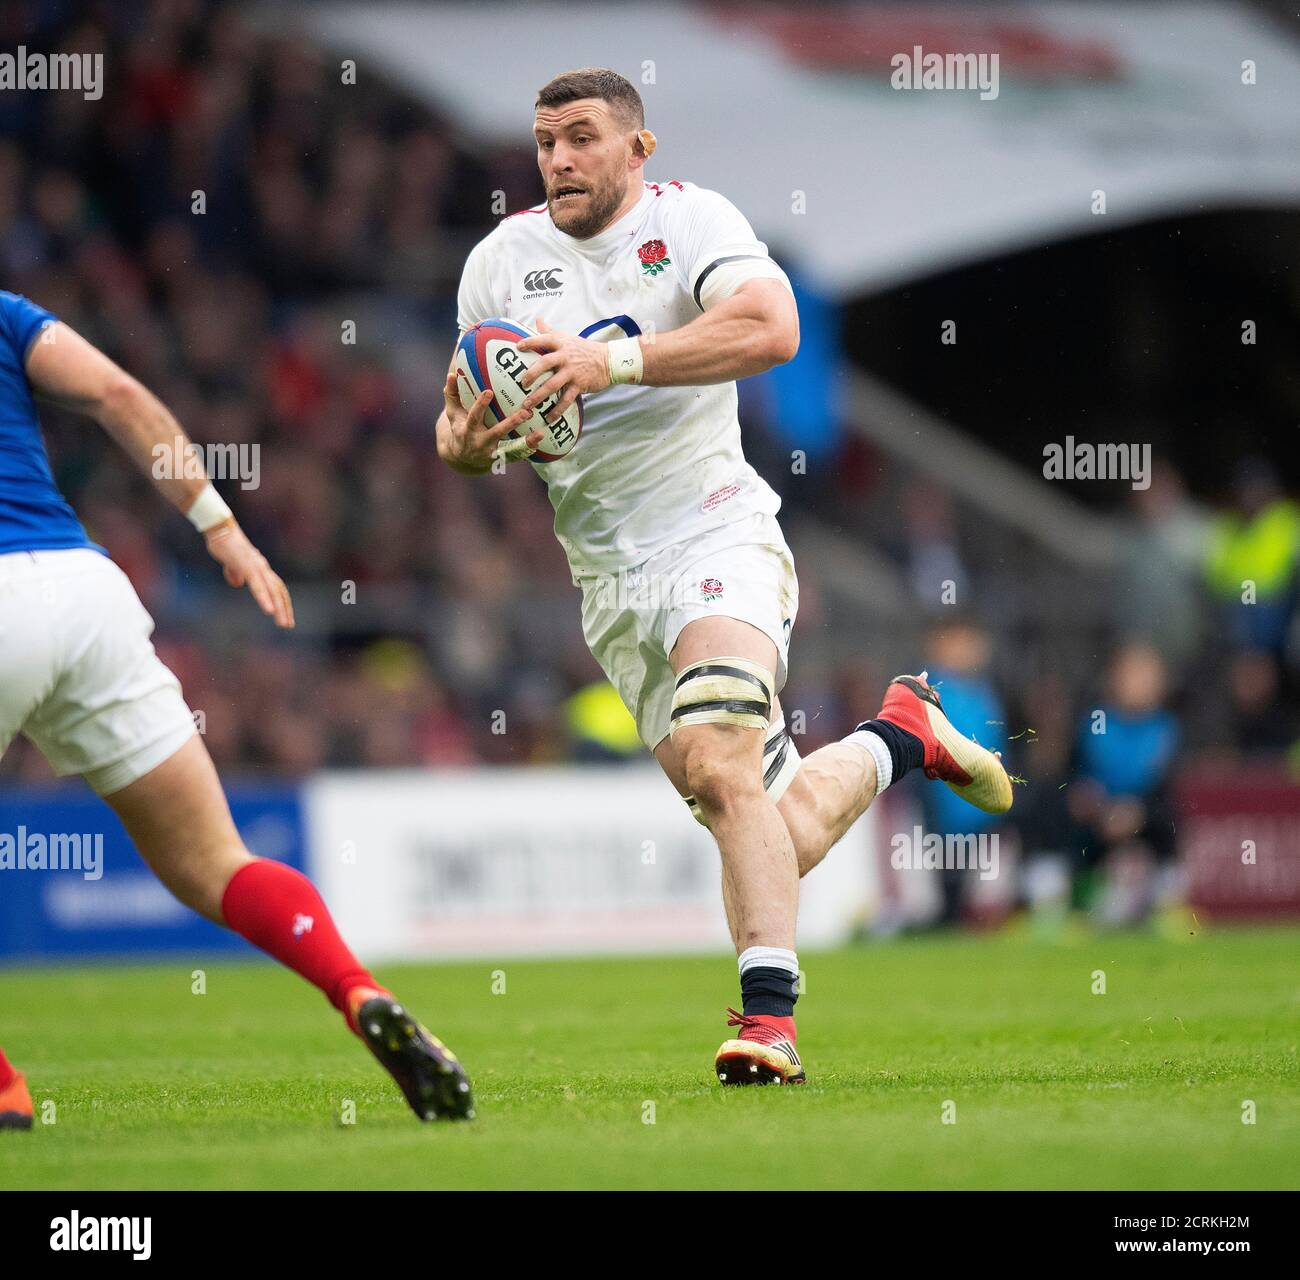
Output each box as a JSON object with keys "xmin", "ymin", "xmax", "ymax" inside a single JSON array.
[
  {"xmin": 95, "ymin": 377, "xmax": 213, "ymax": 516},
  {"xmin": 26, "ymin": 323, "xmax": 214, "ymax": 520},
  {"xmin": 638, "ymin": 289, "xmax": 798, "ymax": 387}
]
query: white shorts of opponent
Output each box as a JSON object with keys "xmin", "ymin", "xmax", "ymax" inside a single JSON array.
[
  {"xmin": 0, "ymin": 548, "xmax": 197, "ymax": 795},
  {"xmin": 576, "ymin": 511, "xmax": 801, "ymax": 822}
]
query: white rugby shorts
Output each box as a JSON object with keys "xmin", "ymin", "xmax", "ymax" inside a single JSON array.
[
  {"xmin": 0, "ymin": 548, "xmax": 197, "ymax": 794},
  {"xmin": 577, "ymin": 512, "xmax": 799, "ymax": 752}
]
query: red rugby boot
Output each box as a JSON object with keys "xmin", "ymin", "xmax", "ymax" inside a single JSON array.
[
  {"xmin": 0, "ymin": 1071, "xmax": 34, "ymax": 1131},
  {"xmin": 875, "ymin": 672, "xmax": 1013, "ymax": 815},
  {"xmin": 715, "ymin": 1008, "xmax": 805, "ymax": 1086}
]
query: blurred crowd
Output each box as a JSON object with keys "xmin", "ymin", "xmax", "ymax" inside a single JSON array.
[
  {"xmin": 870, "ymin": 456, "xmax": 1300, "ymax": 931},
  {"xmin": 0, "ymin": 0, "xmax": 592, "ymax": 775},
  {"xmin": 2, "ymin": 2, "xmax": 1298, "ymax": 929}
]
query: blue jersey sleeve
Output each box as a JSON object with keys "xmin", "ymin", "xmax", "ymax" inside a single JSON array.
[
  {"xmin": 0, "ymin": 290, "xmax": 96, "ymax": 555},
  {"xmin": 0, "ymin": 291, "xmax": 58, "ymax": 366}
]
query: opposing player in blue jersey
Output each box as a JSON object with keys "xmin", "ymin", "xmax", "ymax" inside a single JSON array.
[{"xmin": 0, "ymin": 291, "xmax": 473, "ymax": 1128}]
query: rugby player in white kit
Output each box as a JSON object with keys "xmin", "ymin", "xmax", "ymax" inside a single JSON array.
[{"xmin": 436, "ymin": 68, "xmax": 1012, "ymax": 1085}]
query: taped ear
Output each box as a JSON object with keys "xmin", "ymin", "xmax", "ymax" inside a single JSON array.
[{"xmin": 635, "ymin": 129, "xmax": 657, "ymax": 160}]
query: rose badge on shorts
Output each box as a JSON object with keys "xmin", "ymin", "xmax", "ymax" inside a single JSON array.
[
  {"xmin": 699, "ymin": 577, "xmax": 724, "ymax": 601},
  {"xmin": 638, "ymin": 239, "xmax": 671, "ymax": 276}
]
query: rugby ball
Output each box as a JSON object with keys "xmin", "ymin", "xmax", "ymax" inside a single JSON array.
[{"xmin": 453, "ymin": 318, "xmax": 583, "ymax": 463}]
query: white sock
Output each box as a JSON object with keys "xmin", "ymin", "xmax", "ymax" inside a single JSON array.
[
  {"xmin": 843, "ymin": 727, "xmax": 893, "ymax": 796},
  {"xmin": 737, "ymin": 945, "xmax": 799, "ymax": 977}
]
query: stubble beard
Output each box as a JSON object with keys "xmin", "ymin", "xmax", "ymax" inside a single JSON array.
[{"xmin": 549, "ymin": 172, "xmax": 628, "ymax": 239}]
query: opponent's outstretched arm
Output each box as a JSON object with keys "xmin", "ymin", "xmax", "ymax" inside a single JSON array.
[
  {"xmin": 517, "ymin": 278, "xmax": 799, "ymax": 422},
  {"xmin": 24, "ymin": 321, "xmax": 294, "ymax": 628}
]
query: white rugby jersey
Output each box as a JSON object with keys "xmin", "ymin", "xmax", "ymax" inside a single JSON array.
[{"xmin": 455, "ymin": 179, "xmax": 792, "ymax": 575}]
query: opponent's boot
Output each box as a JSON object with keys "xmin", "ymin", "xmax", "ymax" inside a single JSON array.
[
  {"xmin": 348, "ymin": 989, "xmax": 474, "ymax": 1121},
  {"xmin": 0, "ymin": 1071, "xmax": 34, "ymax": 1131}
]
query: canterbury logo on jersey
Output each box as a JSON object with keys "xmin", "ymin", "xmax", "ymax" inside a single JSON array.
[{"xmin": 524, "ymin": 268, "xmax": 564, "ymax": 293}]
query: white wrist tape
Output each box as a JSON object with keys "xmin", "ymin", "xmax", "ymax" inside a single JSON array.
[
  {"xmin": 186, "ymin": 483, "xmax": 233, "ymax": 533},
  {"xmin": 607, "ymin": 336, "xmax": 643, "ymax": 385},
  {"xmin": 493, "ymin": 434, "xmax": 536, "ymax": 464}
]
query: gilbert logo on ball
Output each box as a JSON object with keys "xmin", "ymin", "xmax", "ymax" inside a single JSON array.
[
  {"xmin": 638, "ymin": 239, "xmax": 671, "ymax": 276},
  {"xmin": 700, "ymin": 577, "xmax": 724, "ymax": 601},
  {"xmin": 453, "ymin": 317, "xmax": 583, "ymax": 463}
]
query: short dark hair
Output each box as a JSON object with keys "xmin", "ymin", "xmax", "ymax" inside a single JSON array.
[{"xmin": 535, "ymin": 67, "xmax": 644, "ymax": 129}]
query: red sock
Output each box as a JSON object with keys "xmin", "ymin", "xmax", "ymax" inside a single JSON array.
[
  {"xmin": 0, "ymin": 1046, "xmax": 15, "ymax": 1091},
  {"xmin": 220, "ymin": 859, "xmax": 386, "ymax": 1027}
]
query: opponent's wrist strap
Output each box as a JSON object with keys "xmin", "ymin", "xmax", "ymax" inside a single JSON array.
[
  {"xmin": 186, "ymin": 483, "xmax": 233, "ymax": 533},
  {"xmin": 607, "ymin": 336, "xmax": 643, "ymax": 385}
]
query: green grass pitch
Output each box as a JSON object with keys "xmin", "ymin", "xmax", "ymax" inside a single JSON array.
[{"xmin": 1, "ymin": 927, "xmax": 1297, "ymax": 1190}]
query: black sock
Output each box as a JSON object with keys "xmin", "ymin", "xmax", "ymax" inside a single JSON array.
[
  {"xmin": 855, "ymin": 718, "xmax": 925, "ymax": 782},
  {"xmin": 741, "ymin": 966, "xmax": 799, "ymax": 1018}
]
